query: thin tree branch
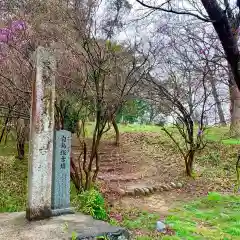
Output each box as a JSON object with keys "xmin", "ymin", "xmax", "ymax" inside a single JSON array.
[{"xmin": 135, "ymin": 0, "xmax": 212, "ymax": 22}]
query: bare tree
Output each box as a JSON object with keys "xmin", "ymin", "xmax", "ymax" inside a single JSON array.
[
  {"xmin": 135, "ymin": 0, "xmax": 240, "ymax": 89},
  {"xmin": 146, "ymin": 67, "xmax": 210, "ymax": 177},
  {"xmin": 49, "ymin": 0, "xmax": 154, "ymax": 191}
]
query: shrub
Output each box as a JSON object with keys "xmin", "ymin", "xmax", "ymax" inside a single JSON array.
[{"xmin": 74, "ymin": 189, "xmax": 108, "ymax": 220}]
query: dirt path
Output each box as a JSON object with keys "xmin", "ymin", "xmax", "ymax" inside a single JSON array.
[
  {"xmin": 71, "ymin": 132, "xmax": 233, "ymax": 214},
  {"xmin": 119, "ymin": 190, "xmax": 194, "ymax": 216}
]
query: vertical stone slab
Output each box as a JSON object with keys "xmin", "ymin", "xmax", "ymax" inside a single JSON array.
[
  {"xmin": 26, "ymin": 46, "xmax": 56, "ymax": 221},
  {"xmin": 52, "ymin": 130, "xmax": 73, "ymax": 215}
]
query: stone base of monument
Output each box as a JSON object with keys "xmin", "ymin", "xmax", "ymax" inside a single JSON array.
[
  {"xmin": 51, "ymin": 207, "xmax": 75, "ymax": 217},
  {"xmin": 0, "ymin": 212, "xmax": 130, "ymax": 240}
]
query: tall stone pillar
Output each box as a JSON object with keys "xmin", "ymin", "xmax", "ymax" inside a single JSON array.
[{"xmin": 26, "ymin": 46, "xmax": 56, "ymax": 221}]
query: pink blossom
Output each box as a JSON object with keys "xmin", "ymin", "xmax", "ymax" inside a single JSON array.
[
  {"xmin": 0, "ymin": 28, "xmax": 12, "ymax": 43},
  {"xmin": 11, "ymin": 20, "xmax": 27, "ymax": 31},
  {"xmin": 0, "ymin": 20, "xmax": 27, "ymax": 61}
]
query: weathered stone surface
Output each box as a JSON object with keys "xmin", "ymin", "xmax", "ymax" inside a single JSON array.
[
  {"xmin": 170, "ymin": 182, "xmax": 176, "ymax": 188},
  {"xmin": 27, "ymin": 46, "xmax": 56, "ymax": 221},
  {"xmin": 176, "ymin": 182, "xmax": 183, "ymax": 188},
  {"xmin": 143, "ymin": 188, "xmax": 150, "ymax": 195},
  {"xmin": 166, "ymin": 184, "xmax": 172, "ymax": 190},
  {"xmin": 51, "ymin": 208, "xmax": 75, "ymax": 217},
  {"xmin": 147, "ymin": 187, "xmax": 154, "ymax": 193},
  {"xmin": 52, "ymin": 130, "xmax": 71, "ymax": 211},
  {"xmin": 0, "ymin": 212, "xmax": 130, "ymax": 240},
  {"xmin": 156, "ymin": 186, "xmax": 163, "ymax": 192},
  {"xmin": 125, "ymin": 190, "xmax": 134, "ymax": 196},
  {"xmin": 152, "ymin": 186, "xmax": 157, "ymax": 192},
  {"xmin": 77, "ymin": 228, "xmax": 129, "ymax": 240},
  {"xmin": 139, "ymin": 188, "xmax": 146, "ymax": 195},
  {"xmin": 162, "ymin": 185, "xmax": 169, "ymax": 191},
  {"xmin": 134, "ymin": 188, "xmax": 142, "ymax": 196},
  {"xmin": 156, "ymin": 221, "xmax": 166, "ymax": 232}
]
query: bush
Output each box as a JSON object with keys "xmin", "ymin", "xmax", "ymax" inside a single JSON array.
[{"xmin": 74, "ymin": 189, "xmax": 108, "ymax": 220}]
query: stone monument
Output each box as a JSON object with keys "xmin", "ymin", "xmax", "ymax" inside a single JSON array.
[
  {"xmin": 20, "ymin": 45, "xmax": 129, "ymax": 240},
  {"xmin": 51, "ymin": 130, "xmax": 73, "ymax": 215},
  {"xmin": 26, "ymin": 46, "xmax": 56, "ymax": 220}
]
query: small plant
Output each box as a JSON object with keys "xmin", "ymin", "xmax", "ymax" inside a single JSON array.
[
  {"xmin": 96, "ymin": 236, "xmax": 109, "ymax": 240},
  {"xmin": 62, "ymin": 222, "xmax": 77, "ymax": 240},
  {"xmin": 71, "ymin": 231, "xmax": 77, "ymax": 240},
  {"xmin": 74, "ymin": 188, "xmax": 108, "ymax": 220},
  {"xmin": 63, "ymin": 222, "xmax": 69, "ymax": 232}
]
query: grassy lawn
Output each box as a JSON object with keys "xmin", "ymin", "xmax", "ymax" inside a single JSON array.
[
  {"xmin": 0, "ymin": 155, "xmax": 27, "ymax": 212},
  {"xmin": 80, "ymin": 122, "xmax": 239, "ymax": 145},
  {"xmin": 117, "ymin": 124, "xmax": 240, "ymax": 145},
  {"xmin": 166, "ymin": 192, "xmax": 240, "ymax": 240},
  {"xmin": 110, "ymin": 192, "xmax": 240, "ymax": 240}
]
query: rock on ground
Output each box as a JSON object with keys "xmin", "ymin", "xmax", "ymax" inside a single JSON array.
[
  {"xmin": 156, "ymin": 221, "xmax": 166, "ymax": 232},
  {"xmin": 0, "ymin": 212, "xmax": 129, "ymax": 240}
]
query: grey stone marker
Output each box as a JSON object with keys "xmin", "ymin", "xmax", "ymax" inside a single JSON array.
[
  {"xmin": 51, "ymin": 130, "xmax": 74, "ymax": 215},
  {"xmin": 26, "ymin": 46, "xmax": 56, "ymax": 221}
]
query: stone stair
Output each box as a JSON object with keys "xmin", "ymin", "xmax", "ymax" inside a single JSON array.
[{"xmin": 115, "ymin": 182, "xmax": 184, "ymax": 197}]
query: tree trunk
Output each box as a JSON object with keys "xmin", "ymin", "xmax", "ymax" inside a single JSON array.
[
  {"xmin": 209, "ymin": 76, "xmax": 226, "ymax": 125},
  {"xmin": 112, "ymin": 117, "xmax": 120, "ymax": 146},
  {"xmin": 229, "ymin": 83, "xmax": 240, "ymax": 138},
  {"xmin": 185, "ymin": 150, "xmax": 195, "ymax": 177},
  {"xmin": 17, "ymin": 142, "xmax": 25, "ymax": 160},
  {"xmin": 16, "ymin": 119, "xmax": 27, "ymax": 160},
  {"xmin": 0, "ymin": 114, "xmax": 11, "ymax": 143},
  {"xmin": 4, "ymin": 121, "xmax": 12, "ymax": 145},
  {"xmin": 201, "ymin": 0, "xmax": 240, "ymax": 90},
  {"xmin": 202, "ymin": 0, "xmax": 240, "ymax": 134}
]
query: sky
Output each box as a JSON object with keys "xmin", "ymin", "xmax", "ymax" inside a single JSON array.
[{"xmin": 102, "ymin": 0, "xmax": 231, "ymax": 124}]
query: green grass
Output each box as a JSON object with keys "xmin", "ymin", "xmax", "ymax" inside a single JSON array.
[
  {"xmin": 119, "ymin": 124, "xmax": 240, "ymax": 145},
  {"xmin": 121, "ymin": 211, "xmax": 159, "ymax": 231},
  {"xmin": 222, "ymin": 138, "xmax": 240, "ymax": 145},
  {"xmin": 165, "ymin": 192, "xmax": 240, "ymax": 240},
  {"xmin": 109, "ymin": 209, "xmax": 162, "ymax": 239},
  {"xmin": 75, "ymin": 122, "xmax": 240, "ymax": 145},
  {"xmin": 0, "ymin": 142, "xmax": 29, "ymax": 211},
  {"xmin": 204, "ymin": 126, "xmax": 230, "ymax": 142},
  {"xmin": 118, "ymin": 124, "xmax": 164, "ymax": 133},
  {"xmin": 0, "ymin": 155, "xmax": 28, "ymax": 212},
  {"xmin": 0, "ymin": 142, "xmax": 18, "ymax": 156},
  {"xmin": 0, "ymin": 154, "xmax": 82, "ymax": 212},
  {"xmin": 0, "ymin": 140, "xmax": 81, "ymax": 212},
  {"xmin": 111, "ymin": 192, "xmax": 240, "ymax": 240}
]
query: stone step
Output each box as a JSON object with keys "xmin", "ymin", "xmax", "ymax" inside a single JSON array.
[{"xmin": 116, "ymin": 182, "xmax": 184, "ymax": 197}]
